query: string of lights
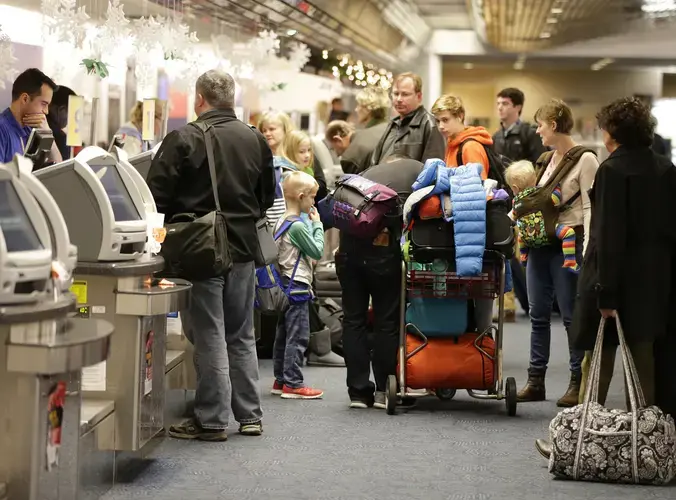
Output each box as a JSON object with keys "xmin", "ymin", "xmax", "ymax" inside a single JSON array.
[{"xmin": 321, "ymin": 49, "xmax": 394, "ymax": 89}]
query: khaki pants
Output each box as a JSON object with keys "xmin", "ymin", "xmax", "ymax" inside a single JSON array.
[{"xmin": 579, "ymin": 342, "xmax": 655, "ymax": 407}]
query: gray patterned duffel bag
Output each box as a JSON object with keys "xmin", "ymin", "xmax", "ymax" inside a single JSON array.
[{"xmin": 548, "ymin": 315, "xmax": 676, "ymax": 485}]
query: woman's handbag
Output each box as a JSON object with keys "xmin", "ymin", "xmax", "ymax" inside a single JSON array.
[
  {"xmin": 161, "ymin": 122, "xmax": 232, "ymax": 280},
  {"xmin": 548, "ymin": 314, "xmax": 676, "ymax": 485}
]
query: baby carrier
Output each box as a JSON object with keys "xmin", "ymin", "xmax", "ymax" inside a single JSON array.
[{"xmin": 513, "ymin": 146, "xmax": 595, "ymax": 246}]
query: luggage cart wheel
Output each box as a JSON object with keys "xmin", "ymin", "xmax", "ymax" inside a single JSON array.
[
  {"xmin": 385, "ymin": 375, "xmax": 397, "ymax": 415},
  {"xmin": 505, "ymin": 377, "xmax": 517, "ymax": 416},
  {"xmin": 436, "ymin": 388, "xmax": 456, "ymax": 401}
]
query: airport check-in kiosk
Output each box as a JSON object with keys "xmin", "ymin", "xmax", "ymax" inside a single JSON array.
[
  {"xmin": 35, "ymin": 147, "xmax": 191, "ymax": 452},
  {"xmin": 115, "ymin": 147, "xmax": 197, "ymax": 421},
  {"xmin": 0, "ymin": 157, "xmax": 113, "ymax": 500}
]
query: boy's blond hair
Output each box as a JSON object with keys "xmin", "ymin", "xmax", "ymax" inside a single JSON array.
[
  {"xmin": 505, "ymin": 160, "xmax": 537, "ymax": 190},
  {"xmin": 431, "ymin": 94, "xmax": 465, "ymax": 121},
  {"xmin": 282, "ymin": 170, "xmax": 318, "ymax": 199}
]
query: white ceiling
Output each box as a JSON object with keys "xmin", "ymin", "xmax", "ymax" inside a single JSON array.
[{"xmin": 411, "ymin": 0, "xmax": 472, "ymax": 29}]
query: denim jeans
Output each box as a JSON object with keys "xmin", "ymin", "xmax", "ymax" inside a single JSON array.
[
  {"xmin": 182, "ymin": 261, "xmax": 263, "ymax": 430},
  {"xmin": 336, "ymin": 246, "xmax": 401, "ymax": 399},
  {"xmin": 273, "ymin": 290, "xmax": 311, "ymax": 389},
  {"xmin": 526, "ymin": 244, "xmax": 583, "ymax": 374}
]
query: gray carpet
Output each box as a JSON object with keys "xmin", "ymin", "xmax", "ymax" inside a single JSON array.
[{"xmin": 103, "ymin": 317, "xmax": 675, "ymax": 500}]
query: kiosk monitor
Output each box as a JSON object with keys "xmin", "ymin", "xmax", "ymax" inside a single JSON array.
[
  {"xmin": 0, "ymin": 165, "xmax": 53, "ymax": 304},
  {"xmin": 34, "ymin": 148, "xmax": 147, "ymax": 262}
]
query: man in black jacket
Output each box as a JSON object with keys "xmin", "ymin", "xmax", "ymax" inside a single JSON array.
[
  {"xmin": 147, "ymin": 69, "xmax": 275, "ymax": 441},
  {"xmin": 370, "ymin": 72, "xmax": 445, "ymax": 166},
  {"xmin": 493, "ymin": 88, "xmax": 546, "ymax": 317}
]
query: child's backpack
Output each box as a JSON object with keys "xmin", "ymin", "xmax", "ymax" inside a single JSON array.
[
  {"xmin": 456, "ymin": 139, "xmax": 513, "ymax": 196},
  {"xmin": 513, "ymin": 146, "xmax": 596, "ymax": 246},
  {"xmin": 316, "ymin": 174, "xmax": 399, "ymax": 239},
  {"xmin": 254, "ymin": 215, "xmax": 313, "ymax": 314}
]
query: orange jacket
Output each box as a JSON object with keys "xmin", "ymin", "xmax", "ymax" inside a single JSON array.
[{"xmin": 445, "ymin": 126, "xmax": 493, "ymax": 180}]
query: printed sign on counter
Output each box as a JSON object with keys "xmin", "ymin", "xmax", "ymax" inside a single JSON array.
[
  {"xmin": 70, "ymin": 281, "xmax": 88, "ymax": 305},
  {"xmin": 142, "ymin": 99, "xmax": 156, "ymax": 141},
  {"xmin": 144, "ymin": 330, "xmax": 154, "ymax": 396},
  {"xmin": 66, "ymin": 95, "xmax": 84, "ymax": 147}
]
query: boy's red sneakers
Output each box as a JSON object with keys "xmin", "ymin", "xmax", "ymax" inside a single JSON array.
[
  {"xmin": 271, "ymin": 380, "xmax": 284, "ymax": 395},
  {"xmin": 281, "ymin": 385, "xmax": 324, "ymax": 399}
]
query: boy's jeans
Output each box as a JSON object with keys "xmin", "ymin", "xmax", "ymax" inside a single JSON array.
[
  {"xmin": 182, "ymin": 262, "xmax": 263, "ymax": 430},
  {"xmin": 273, "ymin": 282, "xmax": 311, "ymax": 388}
]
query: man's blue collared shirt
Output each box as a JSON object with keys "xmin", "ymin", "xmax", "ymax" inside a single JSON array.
[{"xmin": 0, "ymin": 108, "xmax": 31, "ymax": 163}]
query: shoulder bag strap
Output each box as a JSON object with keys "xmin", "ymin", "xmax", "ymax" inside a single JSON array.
[
  {"xmin": 456, "ymin": 138, "xmax": 473, "ymax": 166},
  {"xmin": 534, "ymin": 151, "xmax": 555, "ymax": 184},
  {"xmin": 192, "ymin": 121, "xmax": 221, "ymax": 213}
]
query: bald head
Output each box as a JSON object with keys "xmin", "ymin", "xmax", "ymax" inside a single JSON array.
[{"xmin": 194, "ymin": 69, "xmax": 236, "ymax": 116}]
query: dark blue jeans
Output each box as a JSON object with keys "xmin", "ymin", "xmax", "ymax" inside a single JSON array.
[
  {"xmin": 526, "ymin": 244, "xmax": 583, "ymax": 374},
  {"xmin": 273, "ymin": 282, "xmax": 311, "ymax": 389}
]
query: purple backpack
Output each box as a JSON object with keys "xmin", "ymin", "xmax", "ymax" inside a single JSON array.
[{"xmin": 317, "ymin": 174, "xmax": 399, "ymax": 239}]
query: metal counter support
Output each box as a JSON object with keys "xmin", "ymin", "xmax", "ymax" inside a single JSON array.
[
  {"xmin": 0, "ymin": 296, "xmax": 113, "ymax": 500},
  {"xmin": 75, "ymin": 257, "xmax": 191, "ymax": 452}
]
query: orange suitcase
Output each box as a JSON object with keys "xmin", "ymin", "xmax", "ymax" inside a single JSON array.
[{"xmin": 400, "ymin": 332, "xmax": 495, "ymax": 390}]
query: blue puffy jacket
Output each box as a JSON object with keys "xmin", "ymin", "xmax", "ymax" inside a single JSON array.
[{"xmin": 450, "ymin": 164, "xmax": 486, "ymax": 277}]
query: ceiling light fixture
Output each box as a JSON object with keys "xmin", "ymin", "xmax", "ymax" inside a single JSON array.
[
  {"xmin": 591, "ymin": 58, "xmax": 615, "ymax": 71},
  {"xmin": 286, "ymin": 29, "xmax": 297, "ymax": 36},
  {"xmin": 546, "ymin": 17, "xmax": 559, "ymax": 23},
  {"xmin": 464, "ymin": 63, "xmax": 474, "ymax": 70},
  {"xmin": 642, "ymin": 0, "xmax": 676, "ymax": 14},
  {"xmin": 551, "ymin": 7, "xmax": 563, "ymax": 14},
  {"xmin": 540, "ymin": 32, "xmax": 552, "ymax": 39}
]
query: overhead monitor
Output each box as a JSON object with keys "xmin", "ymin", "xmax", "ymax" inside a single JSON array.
[
  {"xmin": 34, "ymin": 147, "xmax": 147, "ymax": 262},
  {"xmin": 0, "ymin": 164, "xmax": 53, "ymax": 304}
]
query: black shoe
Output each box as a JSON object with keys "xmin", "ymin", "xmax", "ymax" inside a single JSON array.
[
  {"xmin": 535, "ymin": 439, "xmax": 551, "ymax": 460},
  {"xmin": 238, "ymin": 421, "xmax": 263, "ymax": 436},
  {"xmin": 168, "ymin": 418, "xmax": 228, "ymax": 442},
  {"xmin": 349, "ymin": 396, "xmax": 374, "ymax": 409}
]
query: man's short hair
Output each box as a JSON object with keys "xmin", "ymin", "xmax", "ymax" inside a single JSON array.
[
  {"xmin": 196, "ymin": 70, "xmax": 236, "ymax": 109},
  {"xmin": 394, "ymin": 72, "xmax": 423, "ymax": 93},
  {"xmin": 12, "ymin": 68, "xmax": 57, "ymax": 101},
  {"xmin": 497, "ymin": 87, "xmax": 525, "ymax": 109},
  {"xmin": 325, "ymin": 120, "xmax": 354, "ymax": 140}
]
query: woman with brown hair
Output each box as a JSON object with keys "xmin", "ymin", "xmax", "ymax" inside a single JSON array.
[{"xmin": 517, "ymin": 99, "xmax": 599, "ymax": 408}]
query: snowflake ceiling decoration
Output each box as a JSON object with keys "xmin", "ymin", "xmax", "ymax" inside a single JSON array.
[
  {"xmin": 211, "ymin": 34, "xmax": 234, "ymax": 61},
  {"xmin": 90, "ymin": 0, "xmax": 131, "ymax": 58},
  {"xmin": 41, "ymin": 0, "xmax": 90, "ymax": 49},
  {"xmin": 0, "ymin": 25, "xmax": 18, "ymax": 90},
  {"xmin": 287, "ymin": 42, "xmax": 311, "ymax": 72},
  {"xmin": 156, "ymin": 15, "xmax": 199, "ymax": 60},
  {"xmin": 132, "ymin": 16, "xmax": 163, "ymax": 54}
]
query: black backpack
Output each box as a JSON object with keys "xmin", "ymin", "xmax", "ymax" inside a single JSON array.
[{"xmin": 456, "ymin": 139, "xmax": 513, "ymax": 197}]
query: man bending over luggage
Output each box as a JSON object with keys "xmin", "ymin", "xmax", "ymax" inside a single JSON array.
[{"xmin": 336, "ymin": 155, "xmax": 424, "ymax": 409}]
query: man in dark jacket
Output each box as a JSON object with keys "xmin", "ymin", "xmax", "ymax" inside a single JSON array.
[
  {"xmin": 147, "ymin": 69, "xmax": 275, "ymax": 441},
  {"xmin": 493, "ymin": 88, "xmax": 546, "ymax": 316},
  {"xmin": 370, "ymin": 72, "xmax": 445, "ymax": 166},
  {"xmin": 336, "ymin": 155, "xmax": 424, "ymax": 409}
]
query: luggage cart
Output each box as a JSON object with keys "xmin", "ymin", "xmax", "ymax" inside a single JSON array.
[{"xmin": 385, "ymin": 249, "xmax": 517, "ymax": 416}]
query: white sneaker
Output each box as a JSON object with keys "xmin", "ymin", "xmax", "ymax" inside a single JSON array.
[{"xmin": 374, "ymin": 391, "xmax": 386, "ymax": 409}]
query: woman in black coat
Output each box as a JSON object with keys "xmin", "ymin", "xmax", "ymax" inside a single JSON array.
[{"xmin": 571, "ymin": 97, "xmax": 676, "ymax": 407}]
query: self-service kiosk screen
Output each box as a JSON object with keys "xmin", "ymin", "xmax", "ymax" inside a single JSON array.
[
  {"xmin": 89, "ymin": 165, "xmax": 141, "ymax": 221},
  {"xmin": 0, "ymin": 180, "xmax": 43, "ymax": 251}
]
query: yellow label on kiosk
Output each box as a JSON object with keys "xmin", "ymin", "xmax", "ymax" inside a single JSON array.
[
  {"xmin": 142, "ymin": 99, "xmax": 156, "ymax": 141},
  {"xmin": 66, "ymin": 95, "xmax": 84, "ymax": 147},
  {"xmin": 70, "ymin": 280, "xmax": 88, "ymax": 304}
]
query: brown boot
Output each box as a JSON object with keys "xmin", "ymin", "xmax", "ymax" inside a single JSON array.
[
  {"xmin": 556, "ymin": 371, "xmax": 582, "ymax": 407},
  {"xmin": 517, "ymin": 370, "xmax": 546, "ymax": 402}
]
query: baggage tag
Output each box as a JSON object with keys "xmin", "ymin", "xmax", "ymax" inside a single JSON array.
[{"xmin": 373, "ymin": 228, "xmax": 390, "ymax": 247}]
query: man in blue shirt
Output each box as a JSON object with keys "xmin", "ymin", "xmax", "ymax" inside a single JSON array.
[{"xmin": 0, "ymin": 68, "xmax": 62, "ymax": 164}]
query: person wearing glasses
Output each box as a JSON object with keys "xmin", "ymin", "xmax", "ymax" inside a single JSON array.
[{"xmin": 370, "ymin": 72, "xmax": 445, "ymax": 166}]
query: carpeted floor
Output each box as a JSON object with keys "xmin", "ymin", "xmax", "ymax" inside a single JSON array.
[{"xmin": 103, "ymin": 316, "xmax": 675, "ymax": 500}]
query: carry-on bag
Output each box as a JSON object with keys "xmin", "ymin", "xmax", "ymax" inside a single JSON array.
[
  {"xmin": 317, "ymin": 174, "xmax": 399, "ymax": 239},
  {"xmin": 548, "ymin": 315, "xmax": 676, "ymax": 485},
  {"xmin": 401, "ymin": 331, "xmax": 495, "ymax": 390},
  {"xmin": 161, "ymin": 122, "xmax": 231, "ymax": 280}
]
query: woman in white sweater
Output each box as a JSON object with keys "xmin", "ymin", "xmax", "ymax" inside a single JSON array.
[{"xmin": 517, "ymin": 99, "xmax": 600, "ymax": 408}]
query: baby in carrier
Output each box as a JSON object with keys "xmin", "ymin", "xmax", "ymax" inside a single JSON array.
[{"xmin": 505, "ymin": 160, "xmax": 579, "ymax": 272}]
